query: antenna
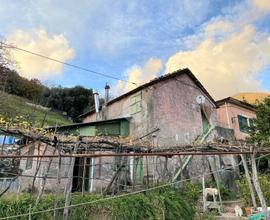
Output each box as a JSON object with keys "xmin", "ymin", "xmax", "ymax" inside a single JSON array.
[{"xmin": 196, "ymin": 95, "xmax": 206, "ymax": 104}]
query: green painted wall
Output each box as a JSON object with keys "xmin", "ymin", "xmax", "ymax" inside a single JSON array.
[
  {"xmin": 96, "ymin": 123, "xmax": 120, "ymax": 136},
  {"xmin": 79, "ymin": 126, "xmax": 95, "ymax": 136},
  {"xmin": 57, "ymin": 120, "xmax": 130, "ymax": 137}
]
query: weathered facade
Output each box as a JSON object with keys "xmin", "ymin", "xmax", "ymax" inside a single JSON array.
[
  {"xmin": 17, "ymin": 69, "xmax": 239, "ymax": 194},
  {"xmin": 18, "ymin": 142, "xmax": 71, "ymax": 192},
  {"xmin": 216, "ymin": 97, "xmax": 256, "ymax": 140},
  {"xmin": 82, "ymin": 68, "xmax": 218, "ymax": 146},
  {"xmin": 79, "ymin": 68, "xmax": 238, "ymax": 190}
]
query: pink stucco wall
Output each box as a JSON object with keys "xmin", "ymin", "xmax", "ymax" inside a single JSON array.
[
  {"xmin": 217, "ymin": 103, "xmax": 256, "ymax": 140},
  {"xmin": 84, "ymin": 73, "xmax": 217, "ymax": 146}
]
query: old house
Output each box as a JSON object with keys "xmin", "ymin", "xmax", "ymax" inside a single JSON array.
[
  {"xmin": 216, "ymin": 97, "xmax": 256, "ymax": 140},
  {"xmin": 18, "ymin": 68, "xmax": 238, "ymax": 194},
  {"xmin": 77, "ymin": 68, "xmax": 237, "ymax": 190},
  {"xmin": 80, "ymin": 68, "xmax": 219, "ymax": 145}
]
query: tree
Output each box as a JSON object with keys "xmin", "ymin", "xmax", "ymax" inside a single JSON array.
[
  {"xmin": 42, "ymin": 86, "xmax": 94, "ymax": 122},
  {"xmin": 249, "ymin": 96, "xmax": 270, "ymax": 144}
]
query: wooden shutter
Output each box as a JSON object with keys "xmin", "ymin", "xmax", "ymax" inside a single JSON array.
[{"xmin": 238, "ymin": 115, "xmax": 248, "ymax": 133}]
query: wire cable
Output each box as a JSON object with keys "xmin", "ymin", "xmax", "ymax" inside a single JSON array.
[{"xmin": 0, "ymin": 42, "xmax": 137, "ymax": 85}]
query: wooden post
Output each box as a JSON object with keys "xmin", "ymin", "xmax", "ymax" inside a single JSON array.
[
  {"xmin": 207, "ymin": 156, "xmax": 222, "ymax": 214},
  {"xmin": 82, "ymin": 157, "xmax": 86, "ymax": 196},
  {"xmin": 202, "ymin": 175, "xmax": 206, "ymax": 212},
  {"xmin": 251, "ymin": 151, "xmax": 269, "ymax": 219},
  {"xmin": 32, "ymin": 143, "xmax": 47, "ymax": 194},
  {"xmin": 63, "ymin": 138, "xmax": 81, "ymax": 220},
  {"xmin": 35, "ymin": 147, "xmax": 56, "ymax": 204},
  {"xmin": 240, "ymin": 154, "xmax": 257, "ymax": 208},
  {"xmin": 145, "ymin": 156, "xmax": 149, "ymax": 188},
  {"xmin": 53, "ymin": 152, "xmax": 62, "ymax": 220}
]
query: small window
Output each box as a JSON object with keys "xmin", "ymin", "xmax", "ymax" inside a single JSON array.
[
  {"xmin": 238, "ymin": 115, "xmax": 254, "ymax": 133},
  {"xmin": 129, "ymin": 92, "xmax": 142, "ymax": 114},
  {"xmin": 26, "ymin": 145, "xmax": 35, "ymax": 169}
]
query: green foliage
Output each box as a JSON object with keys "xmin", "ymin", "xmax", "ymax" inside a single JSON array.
[
  {"xmin": 249, "ymin": 96, "xmax": 270, "ymax": 144},
  {"xmin": 41, "ymin": 86, "xmax": 94, "ymax": 122},
  {"xmin": 219, "ymin": 184, "xmax": 237, "ymax": 200},
  {"xmin": 0, "ymin": 92, "xmax": 71, "ymax": 127},
  {"xmin": 194, "ymin": 212, "xmax": 216, "ymax": 220},
  {"xmin": 237, "ymin": 174, "xmax": 270, "ymax": 206},
  {"xmin": 0, "ymin": 67, "xmax": 45, "ymax": 101},
  {"xmin": 0, "ymin": 190, "xmax": 196, "ymax": 220},
  {"xmin": 0, "ymin": 66, "xmax": 95, "ymax": 122},
  {"xmin": 180, "ymin": 181, "xmax": 201, "ymax": 203}
]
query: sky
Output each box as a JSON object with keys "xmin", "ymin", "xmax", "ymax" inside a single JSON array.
[{"xmin": 0, "ymin": 0, "xmax": 270, "ymax": 100}]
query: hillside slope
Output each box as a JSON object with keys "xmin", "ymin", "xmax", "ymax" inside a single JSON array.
[
  {"xmin": 0, "ymin": 92, "xmax": 71, "ymax": 127},
  {"xmin": 233, "ymin": 92, "xmax": 270, "ymax": 104}
]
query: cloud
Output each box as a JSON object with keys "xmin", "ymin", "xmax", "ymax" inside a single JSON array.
[
  {"xmin": 113, "ymin": 58, "xmax": 162, "ymax": 96},
  {"xmin": 7, "ymin": 29, "xmax": 75, "ymax": 79},
  {"xmin": 251, "ymin": 0, "xmax": 270, "ymax": 12},
  {"xmin": 164, "ymin": 1, "xmax": 270, "ymax": 99},
  {"xmin": 165, "ymin": 25, "xmax": 270, "ymax": 99}
]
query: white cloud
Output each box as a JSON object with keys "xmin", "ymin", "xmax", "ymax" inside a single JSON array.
[
  {"xmin": 164, "ymin": 0, "xmax": 270, "ymax": 99},
  {"xmin": 251, "ymin": 0, "xmax": 270, "ymax": 12},
  {"xmin": 7, "ymin": 28, "xmax": 75, "ymax": 79},
  {"xmin": 165, "ymin": 26, "xmax": 270, "ymax": 99},
  {"xmin": 113, "ymin": 58, "xmax": 162, "ymax": 96}
]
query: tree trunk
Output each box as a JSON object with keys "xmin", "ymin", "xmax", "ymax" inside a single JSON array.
[
  {"xmin": 251, "ymin": 152, "xmax": 269, "ymax": 219},
  {"xmin": 240, "ymin": 154, "xmax": 257, "ymax": 207}
]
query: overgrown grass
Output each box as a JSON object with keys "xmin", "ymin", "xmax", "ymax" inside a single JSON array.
[
  {"xmin": 0, "ymin": 92, "xmax": 71, "ymax": 127},
  {"xmin": 0, "ymin": 189, "xmax": 195, "ymax": 220}
]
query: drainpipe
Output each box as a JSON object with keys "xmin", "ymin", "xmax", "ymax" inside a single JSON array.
[{"xmin": 225, "ymin": 102, "xmax": 231, "ymax": 129}]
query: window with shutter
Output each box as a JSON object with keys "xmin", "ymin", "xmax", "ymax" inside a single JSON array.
[
  {"xmin": 238, "ymin": 115, "xmax": 249, "ymax": 133},
  {"xmin": 129, "ymin": 91, "xmax": 142, "ymax": 114},
  {"xmin": 249, "ymin": 118, "xmax": 255, "ymax": 127}
]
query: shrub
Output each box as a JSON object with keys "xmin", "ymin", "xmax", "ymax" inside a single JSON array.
[
  {"xmin": 237, "ymin": 174, "xmax": 270, "ymax": 206},
  {"xmin": 0, "ymin": 189, "xmax": 195, "ymax": 220}
]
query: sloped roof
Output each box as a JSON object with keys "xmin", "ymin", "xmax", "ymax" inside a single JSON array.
[
  {"xmin": 79, "ymin": 68, "xmax": 216, "ymax": 118},
  {"xmin": 216, "ymin": 97, "xmax": 255, "ymax": 112}
]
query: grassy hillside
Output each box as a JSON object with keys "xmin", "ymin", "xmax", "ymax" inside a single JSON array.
[
  {"xmin": 0, "ymin": 92, "xmax": 71, "ymax": 127},
  {"xmin": 233, "ymin": 92, "xmax": 270, "ymax": 104}
]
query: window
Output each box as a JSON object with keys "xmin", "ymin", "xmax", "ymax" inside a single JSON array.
[
  {"xmin": 26, "ymin": 145, "xmax": 35, "ymax": 169},
  {"xmin": 129, "ymin": 92, "xmax": 142, "ymax": 114},
  {"xmin": 238, "ymin": 115, "xmax": 255, "ymax": 133}
]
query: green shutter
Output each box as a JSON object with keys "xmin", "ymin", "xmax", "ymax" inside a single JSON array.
[
  {"xmin": 129, "ymin": 91, "xmax": 142, "ymax": 114},
  {"xmin": 135, "ymin": 157, "xmax": 144, "ymax": 184},
  {"xmin": 120, "ymin": 120, "xmax": 129, "ymax": 137},
  {"xmin": 238, "ymin": 115, "xmax": 248, "ymax": 133},
  {"xmin": 249, "ymin": 119, "xmax": 255, "ymax": 127}
]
